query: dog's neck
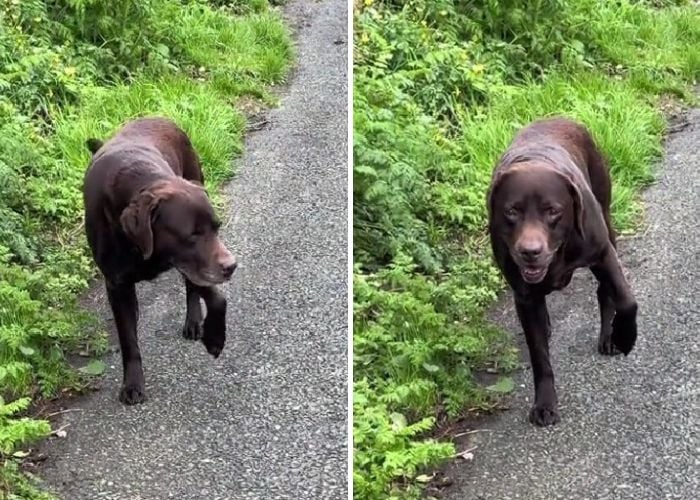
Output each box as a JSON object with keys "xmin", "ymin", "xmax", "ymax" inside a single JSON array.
[{"xmin": 109, "ymin": 169, "xmax": 174, "ymax": 210}]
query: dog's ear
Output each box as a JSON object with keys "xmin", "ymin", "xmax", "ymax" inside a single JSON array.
[
  {"xmin": 563, "ymin": 174, "xmax": 585, "ymax": 239},
  {"xmin": 86, "ymin": 138, "xmax": 104, "ymax": 155},
  {"xmin": 486, "ymin": 168, "xmax": 513, "ymax": 218},
  {"xmin": 120, "ymin": 191, "xmax": 159, "ymax": 259}
]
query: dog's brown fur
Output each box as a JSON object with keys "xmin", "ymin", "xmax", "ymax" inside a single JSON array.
[
  {"xmin": 83, "ymin": 117, "xmax": 237, "ymax": 405},
  {"xmin": 487, "ymin": 117, "xmax": 637, "ymax": 426}
]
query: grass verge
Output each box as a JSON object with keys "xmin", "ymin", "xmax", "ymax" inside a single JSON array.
[
  {"xmin": 0, "ymin": 1, "xmax": 292, "ymax": 497},
  {"xmin": 353, "ymin": 0, "xmax": 699, "ymax": 497}
]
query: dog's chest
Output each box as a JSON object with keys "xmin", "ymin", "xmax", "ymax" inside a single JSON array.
[
  {"xmin": 129, "ymin": 258, "xmax": 173, "ymax": 283},
  {"xmin": 546, "ymin": 252, "xmax": 599, "ymax": 292},
  {"xmin": 104, "ymin": 249, "xmax": 173, "ymax": 285},
  {"xmin": 550, "ymin": 269, "xmax": 574, "ymax": 290}
]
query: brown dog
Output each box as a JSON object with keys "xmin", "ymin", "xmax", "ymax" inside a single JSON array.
[
  {"xmin": 487, "ymin": 117, "xmax": 637, "ymax": 426},
  {"xmin": 83, "ymin": 117, "xmax": 237, "ymax": 405}
]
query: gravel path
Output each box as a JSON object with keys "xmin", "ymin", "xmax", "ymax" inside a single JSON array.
[
  {"xmin": 40, "ymin": 0, "xmax": 348, "ymax": 498},
  {"xmin": 443, "ymin": 108, "xmax": 699, "ymax": 499}
]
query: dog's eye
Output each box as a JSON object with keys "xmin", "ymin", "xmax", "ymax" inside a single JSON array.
[
  {"xmin": 504, "ymin": 207, "xmax": 519, "ymax": 219},
  {"xmin": 545, "ymin": 207, "xmax": 561, "ymax": 219},
  {"xmin": 184, "ymin": 229, "xmax": 203, "ymax": 245}
]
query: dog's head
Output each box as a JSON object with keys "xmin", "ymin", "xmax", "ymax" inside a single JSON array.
[
  {"xmin": 488, "ymin": 161, "xmax": 584, "ymax": 284},
  {"xmin": 119, "ymin": 178, "xmax": 237, "ymax": 286}
]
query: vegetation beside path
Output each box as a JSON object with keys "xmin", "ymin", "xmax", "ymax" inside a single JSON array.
[
  {"xmin": 352, "ymin": 0, "xmax": 699, "ymax": 497},
  {"xmin": 0, "ymin": 1, "xmax": 292, "ymax": 496}
]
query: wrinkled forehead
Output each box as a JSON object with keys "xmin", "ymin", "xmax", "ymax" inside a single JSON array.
[{"xmin": 497, "ymin": 163, "xmax": 570, "ymax": 204}]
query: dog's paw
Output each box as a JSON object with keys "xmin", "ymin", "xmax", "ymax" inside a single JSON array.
[
  {"xmin": 611, "ymin": 312, "xmax": 637, "ymax": 356},
  {"xmin": 598, "ymin": 332, "xmax": 622, "ymax": 356},
  {"xmin": 201, "ymin": 312, "xmax": 225, "ymax": 358},
  {"xmin": 119, "ymin": 383, "xmax": 146, "ymax": 405},
  {"xmin": 182, "ymin": 318, "xmax": 203, "ymax": 340},
  {"xmin": 202, "ymin": 339, "xmax": 224, "ymax": 358},
  {"xmin": 202, "ymin": 334, "xmax": 225, "ymax": 358},
  {"xmin": 529, "ymin": 403, "xmax": 560, "ymax": 427}
]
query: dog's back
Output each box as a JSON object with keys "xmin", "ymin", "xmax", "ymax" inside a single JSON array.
[{"xmin": 86, "ymin": 117, "xmax": 202, "ymax": 182}]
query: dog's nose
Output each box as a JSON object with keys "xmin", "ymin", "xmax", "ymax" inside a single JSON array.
[
  {"xmin": 519, "ymin": 242, "xmax": 543, "ymax": 262},
  {"xmin": 222, "ymin": 261, "xmax": 238, "ymax": 279}
]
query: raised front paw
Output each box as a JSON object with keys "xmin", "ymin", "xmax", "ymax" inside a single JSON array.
[
  {"xmin": 611, "ymin": 311, "xmax": 637, "ymax": 356},
  {"xmin": 202, "ymin": 333, "xmax": 225, "ymax": 358},
  {"xmin": 182, "ymin": 317, "xmax": 203, "ymax": 340},
  {"xmin": 201, "ymin": 309, "xmax": 226, "ymax": 358},
  {"xmin": 119, "ymin": 383, "xmax": 146, "ymax": 405},
  {"xmin": 529, "ymin": 403, "xmax": 560, "ymax": 427}
]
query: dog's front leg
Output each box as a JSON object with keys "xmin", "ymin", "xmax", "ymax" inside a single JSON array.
[
  {"xmin": 591, "ymin": 243, "xmax": 638, "ymax": 355},
  {"xmin": 590, "ymin": 264, "xmax": 617, "ymax": 355},
  {"xmin": 182, "ymin": 278, "xmax": 204, "ymax": 340},
  {"xmin": 106, "ymin": 281, "xmax": 146, "ymax": 405},
  {"xmin": 197, "ymin": 286, "xmax": 227, "ymax": 358},
  {"xmin": 515, "ymin": 294, "xmax": 559, "ymax": 426}
]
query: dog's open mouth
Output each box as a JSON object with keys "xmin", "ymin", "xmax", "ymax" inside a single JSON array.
[
  {"xmin": 521, "ymin": 266, "xmax": 547, "ymax": 284},
  {"xmin": 177, "ymin": 267, "xmax": 226, "ymax": 287}
]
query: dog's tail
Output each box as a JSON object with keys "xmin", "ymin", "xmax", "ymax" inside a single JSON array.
[{"xmin": 86, "ymin": 138, "xmax": 104, "ymax": 155}]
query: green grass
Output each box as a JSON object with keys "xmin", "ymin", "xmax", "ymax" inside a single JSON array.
[
  {"xmin": 588, "ymin": 1, "xmax": 700, "ymax": 95},
  {"xmin": 168, "ymin": 3, "xmax": 293, "ymax": 98},
  {"xmin": 353, "ymin": 0, "xmax": 699, "ymax": 497},
  {"xmin": 52, "ymin": 77, "xmax": 247, "ymax": 198},
  {"xmin": 0, "ymin": 0, "xmax": 292, "ymax": 497}
]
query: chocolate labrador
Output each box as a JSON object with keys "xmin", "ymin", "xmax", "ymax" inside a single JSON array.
[
  {"xmin": 487, "ymin": 117, "xmax": 638, "ymax": 426},
  {"xmin": 83, "ymin": 117, "xmax": 237, "ymax": 405}
]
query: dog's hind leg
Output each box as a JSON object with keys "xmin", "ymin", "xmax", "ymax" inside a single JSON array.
[
  {"xmin": 182, "ymin": 278, "xmax": 204, "ymax": 340},
  {"xmin": 106, "ymin": 281, "xmax": 146, "ymax": 405}
]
